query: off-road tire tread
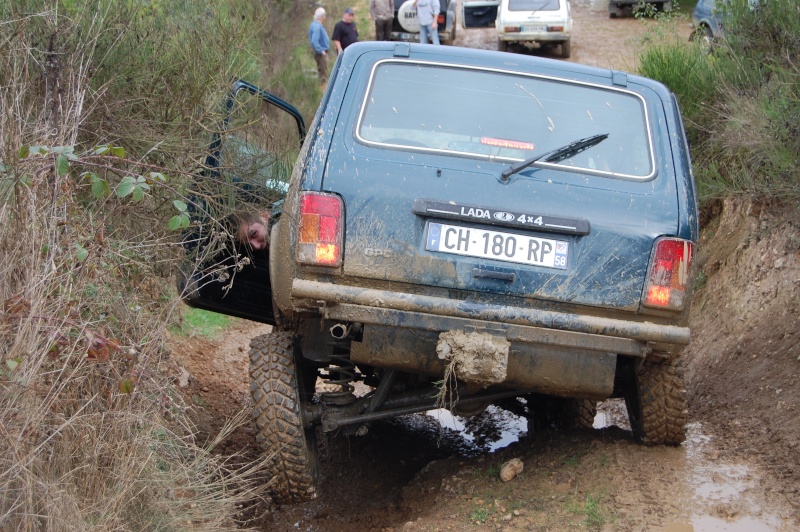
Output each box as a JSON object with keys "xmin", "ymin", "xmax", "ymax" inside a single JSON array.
[
  {"xmin": 635, "ymin": 356, "xmax": 688, "ymax": 445},
  {"xmin": 566, "ymin": 398, "xmax": 596, "ymax": 429},
  {"xmin": 249, "ymin": 332, "xmax": 317, "ymax": 503}
]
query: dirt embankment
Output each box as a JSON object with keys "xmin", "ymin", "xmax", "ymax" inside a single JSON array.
[{"xmin": 168, "ymin": 2, "xmax": 800, "ymax": 530}]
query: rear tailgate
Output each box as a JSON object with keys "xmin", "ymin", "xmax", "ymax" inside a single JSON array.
[{"xmin": 319, "ymin": 55, "xmax": 679, "ymax": 312}]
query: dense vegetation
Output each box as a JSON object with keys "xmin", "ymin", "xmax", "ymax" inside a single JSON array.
[
  {"xmin": 0, "ymin": 0, "xmax": 795, "ymax": 529},
  {"xmin": 639, "ymin": 0, "xmax": 800, "ymax": 203},
  {"xmin": 0, "ymin": 0, "xmax": 322, "ymax": 529}
]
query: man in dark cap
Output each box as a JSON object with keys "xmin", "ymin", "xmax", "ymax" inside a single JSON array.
[{"xmin": 332, "ymin": 7, "xmax": 359, "ymax": 53}]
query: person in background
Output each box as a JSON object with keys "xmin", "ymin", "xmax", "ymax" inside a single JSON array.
[
  {"xmin": 332, "ymin": 7, "xmax": 359, "ymax": 53},
  {"xmin": 369, "ymin": 0, "xmax": 394, "ymax": 41},
  {"xmin": 309, "ymin": 7, "xmax": 330, "ymax": 84},
  {"xmin": 415, "ymin": 0, "xmax": 440, "ymax": 45}
]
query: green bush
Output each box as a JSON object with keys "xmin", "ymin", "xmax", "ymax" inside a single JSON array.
[{"xmin": 638, "ymin": 0, "xmax": 800, "ymax": 203}]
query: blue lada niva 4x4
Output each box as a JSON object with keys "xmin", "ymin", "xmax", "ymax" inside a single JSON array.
[{"xmin": 182, "ymin": 41, "xmax": 698, "ymax": 503}]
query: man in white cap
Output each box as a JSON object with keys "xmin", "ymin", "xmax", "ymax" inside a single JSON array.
[{"xmin": 309, "ymin": 7, "xmax": 330, "ymax": 83}]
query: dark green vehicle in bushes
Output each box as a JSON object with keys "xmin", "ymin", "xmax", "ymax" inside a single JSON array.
[{"xmin": 182, "ymin": 41, "xmax": 698, "ymax": 503}]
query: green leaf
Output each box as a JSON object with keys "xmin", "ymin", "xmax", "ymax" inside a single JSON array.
[
  {"xmin": 169, "ymin": 214, "xmax": 191, "ymax": 231},
  {"xmin": 6, "ymin": 359, "xmax": 19, "ymax": 371},
  {"xmin": 94, "ymin": 145, "xmax": 109, "ymax": 155},
  {"xmin": 18, "ymin": 146, "xmax": 30, "ymax": 159},
  {"xmin": 53, "ymin": 146, "xmax": 77, "ymax": 160},
  {"xmin": 90, "ymin": 174, "xmax": 109, "ymax": 198},
  {"xmin": 19, "ymin": 175, "xmax": 32, "ymax": 186},
  {"xmin": 55, "ymin": 155, "xmax": 69, "ymax": 177},
  {"xmin": 110, "ymin": 146, "xmax": 126, "ymax": 158},
  {"xmin": 116, "ymin": 176, "xmax": 135, "ymax": 198},
  {"xmin": 173, "ymin": 199, "xmax": 188, "ymax": 212},
  {"xmin": 75, "ymin": 245, "xmax": 89, "ymax": 262},
  {"xmin": 132, "ymin": 185, "xmax": 144, "ymax": 202},
  {"xmin": 168, "ymin": 215, "xmax": 183, "ymax": 231},
  {"xmin": 149, "ymin": 171, "xmax": 166, "ymax": 182}
]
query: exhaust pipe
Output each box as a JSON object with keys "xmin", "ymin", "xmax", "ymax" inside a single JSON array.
[{"xmin": 329, "ymin": 323, "xmax": 351, "ymax": 340}]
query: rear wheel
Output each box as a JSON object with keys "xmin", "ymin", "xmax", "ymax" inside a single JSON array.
[
  {"xmin": 563, "ymin": 398, "xmax": 596, "ymax": 429},
  {"xmin": 690, "ymin": 26, "xmax": 714, "ymax": 54},
  {"xmin": 525, "ymin": 395, "xmax": 596, "ymax": 431},
  {"xmin": 623, "ymin": 356, "xmax": 687, "ymax": 445},
  {"xmin": 250, "ymin": 332, "xmax": 319, "ymax": 503},
  {"xmin": 561, "ymin": 39, "xmax": 572, "ymax": 59},
  {"xmin": 498, "ymin": 39, "xmax": 508, "ymax": 52}
]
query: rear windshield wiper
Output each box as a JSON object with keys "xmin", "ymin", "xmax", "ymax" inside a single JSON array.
[{"xmin": 500, "ymin": 133, "xmax": 609, "ymax": 182}]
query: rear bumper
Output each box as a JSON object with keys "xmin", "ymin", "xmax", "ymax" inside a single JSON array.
[
  {"xmin": 291, "ymin": 279, "xmax": 690, "ymax": 350},
  {"xmin": 292, "ymin": 279, "xmax": 688, "ymax": 398},
  {"xmin": 497, "ymin": 32, "xmax": 570, "ymax": 44}
]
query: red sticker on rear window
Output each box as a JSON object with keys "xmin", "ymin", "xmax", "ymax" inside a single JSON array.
[{"xmin": 480, "ymin": 138, "xmax": 535, "ymax": 150}]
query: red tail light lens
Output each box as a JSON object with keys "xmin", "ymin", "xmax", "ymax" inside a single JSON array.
[
  {"xmin": 297, "ymin": 192, "xmax": 343, "ymax": 267},
  {"xmin": 643, "ymin": 237, "xmax": 694, "ymax": 310},
  {"xmin": 437, "ymin": 14, "xmax": 445, "ymax": 25}
]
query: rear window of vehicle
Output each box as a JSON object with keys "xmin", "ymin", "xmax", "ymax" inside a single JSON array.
[
  {"xmin": 508, "ymin": 0, "xmax": 560, "ymax": 11},
  {"xmin": 356, "ymin": 60, "xmax": 654, "ymax": 180}
]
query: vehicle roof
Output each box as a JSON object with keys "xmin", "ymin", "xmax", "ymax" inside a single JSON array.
[{"xmin": 338, "ymin": 41, "xmax": 672, "ymax": 98}]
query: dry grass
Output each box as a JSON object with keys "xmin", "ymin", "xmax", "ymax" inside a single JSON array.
[{"xmin": 0, "ymin": 1, "xmax": 294, "ymax": 529}]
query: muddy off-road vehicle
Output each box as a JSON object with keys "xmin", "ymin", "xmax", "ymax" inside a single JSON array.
[{"xmin": 181, "ymin": 42, "xmax": 698, "ymax": 503}]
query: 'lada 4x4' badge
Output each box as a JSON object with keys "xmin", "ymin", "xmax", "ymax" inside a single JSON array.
[{"xmin": 411, "ymin": 199, "xmax": 590, "ymax": 236}]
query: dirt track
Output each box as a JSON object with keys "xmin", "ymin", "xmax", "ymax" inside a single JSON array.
[{"xmin": 169, "ymin": 3, "xmax": 800, "ymax": 530}]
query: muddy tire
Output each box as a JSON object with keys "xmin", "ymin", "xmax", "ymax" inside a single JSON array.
[
  {"xmin": 563, "ymin": 398, "xmax": 596, "ymax": 429},
  {"xmin": 249, "ymin": 332, "xmax": 318, "ymax": 503},
  {"xmin": 523, "ymin": 395, "xmax": 596, "ymax": 431},
  {"xmin": 624, "ymin": 356, "xmax": 687, "ymax": 445}
]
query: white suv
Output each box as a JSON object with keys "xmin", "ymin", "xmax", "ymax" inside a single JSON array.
[{"xmin": 495, "ymin": 0, "xmax": 572, "ymax": 58}]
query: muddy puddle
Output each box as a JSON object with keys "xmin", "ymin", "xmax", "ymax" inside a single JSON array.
[
  {"xmin": 424, "ymin": 405, "xmax": 529, "ymax": 455},
  {"xmin": 413, "ymin": 400, "xmax": 786, "ymax": 531}
]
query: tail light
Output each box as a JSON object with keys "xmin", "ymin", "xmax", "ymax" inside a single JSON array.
[
  {"xmin": 643, "ymin": 237, "xmax": 694, "ymax": 311},
  {"xmin": 437, "ymin": 14, "xmax": 445, "ymax": 25},
  {"xmin": 297, "ymin": 192, "xmax": 343, "ymax": 267}
]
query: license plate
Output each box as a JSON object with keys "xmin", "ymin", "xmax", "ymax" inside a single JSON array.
[
  {"xmin": 521, "ymin": 25, "xmax": 546, "ymax": 32},
  {"xmin": 426, "ymin": 222, "xmax": 568, "ymax": 270}
]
